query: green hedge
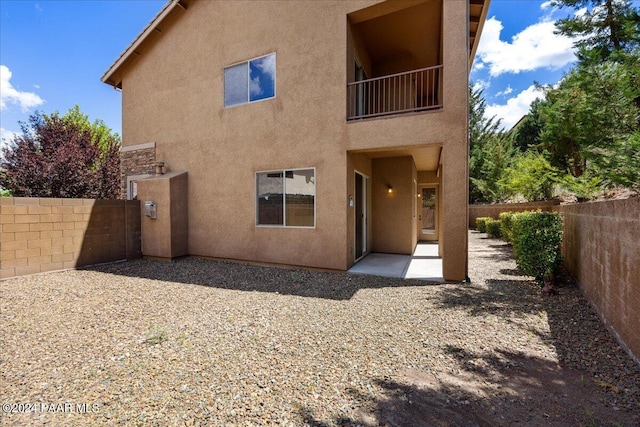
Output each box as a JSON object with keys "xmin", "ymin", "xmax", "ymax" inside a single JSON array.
[
  {"xmin": 476, "ymin": 217, "xmax": 491, "ymax": 232},
  {"xmin": 499, "ymin": 211, "xmax": 516, "ymax": 243},
  {"xmin": 486, "ymin": 219, "xmax": 502, "ymax": 238},
  {"xmin": 511, "ymin": 211, "xmax": 563, "ymax": 287}
]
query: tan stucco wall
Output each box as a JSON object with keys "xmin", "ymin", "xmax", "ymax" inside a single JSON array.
[
  {"xmin": 371, "ymin": 156, "xmax": 417, "ymax": 254},
  {"xmin": 0, "ymin": 197, "xmax": 141, "ymax": 279},
  {"xmin": 117, "ymin": 0, "xmax": 470, "ymax": 277},
  {"xmin": 137, "ymin": 171, "xmax": 188, "ymax": 259}
]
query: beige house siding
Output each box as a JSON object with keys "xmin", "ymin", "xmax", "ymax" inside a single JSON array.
[{"xmin": 105, "ymin": 0, "xmax": 488, "ymax": 280}]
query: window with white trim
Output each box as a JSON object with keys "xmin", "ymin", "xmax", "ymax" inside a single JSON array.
[
  {"xmin": 224, "ymin": 53, "xmax": 276, "ymax": 107},
  {"xmin": 256, "ymin": 168, "xmax": 315, "ymax": 227}
]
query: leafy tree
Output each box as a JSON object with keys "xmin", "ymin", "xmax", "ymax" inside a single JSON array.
[
  {"xmin": 469, "ymin": 85, "xmax": 513, "ymax": 203},
  {"xmin": 62, "ymin": 104, "xmax": 120, "ymax": 151},
  {"xmin": 537, "ymin": 54, "xmax": 639, "ymax": 189},
  {"xmin": 0, "ymin": 108, "xmax": 120, "ymax": 199},
  {"xmin": 552, "ymin": 0, "xmax": 640, "ymax": 63},
  {"xmin": 499, "ymin": 152, "xmax": 559, "ymax": 201},
  {"xmin": 511, "ymin": 99, "xmax": 544, "ymax": 152}
]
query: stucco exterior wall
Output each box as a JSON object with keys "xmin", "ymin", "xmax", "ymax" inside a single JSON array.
[
  {"xmin": 371, "ymin": 157, "xmax": 417, "ymax": 254},
  {"xmin": 0, "ymin": 197, "xmax": 141, "ymax": 279},
  {"xmin": 137, "ymin": 171, "xmax": 188, "ymax": 259},
  {"xmin": 116, "ymin": 0, "xmax": 471, "ymax": 277}
]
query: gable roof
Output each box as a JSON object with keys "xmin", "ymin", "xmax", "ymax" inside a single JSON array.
[
  {"xmin": 101, "ymin": 0, "xmax": 189, "ymax": 88},
  {"xmin": 102, "ymin": 0, "xmax": 491, "ymax": 89}
]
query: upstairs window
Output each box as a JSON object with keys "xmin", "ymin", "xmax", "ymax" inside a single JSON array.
[{"xmin": 224, "ymin": 53, "xmax": 276, "ymax": 107}]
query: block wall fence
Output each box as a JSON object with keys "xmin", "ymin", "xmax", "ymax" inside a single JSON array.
[
  {"xmin": 468, "ymin": 200, "xmax": 560, "ymax": 229},
  {"xmin": 470, "ymin": 198, "xmax": 640, "ymax": 363},
  {"xmin": 1, "ymin": 197, "xmax": 141, "ymax": 280}
]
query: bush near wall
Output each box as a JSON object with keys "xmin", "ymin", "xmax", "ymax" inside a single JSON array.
[
  {"xmin": 486, "ymin": 219, "xmax": 502, "ymax": 238},
  {"xmin": 499, "ymin": 211, "xmax": 516, "ymax": 243},
  {"xmin": 476, "ymin": 217, "xmax": 491, "ymax": 232},
  {"xmin": 511, "ymin": 211, "xmax": 563, "ymax": 294}
]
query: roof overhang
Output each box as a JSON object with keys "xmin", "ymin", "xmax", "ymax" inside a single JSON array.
[
  {"xmin": 101, "ymin": 0, "xmax": 189, "ymax": 88},
  {"xmin": 102, "ymin": 0, "xmax": 491, "ymax": 88},
  {"xmin": 469, "ymin": 0, "xmax": 491, "ymax": 69}
]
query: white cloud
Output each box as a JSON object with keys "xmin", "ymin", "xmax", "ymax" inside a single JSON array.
[
  {"xmin": 495, "ymin": 85, "xmax": 513, "ymax": 97},
  {"xmin": 486, "ymin": 85, "xmax": 544, "ymax": 130},
  {"xmin": 253, "ymin": 54, "xmax": 275, "ymax": 78},
  {"xmin": 540, "ymin": 1, "xmax": 554, "ymax": 10},
  {"xmin": 250, "ymin": 76, "xmax": 263, "ymax": 96},
  {"xmin": 476, "ymin": 17, "xmax": 576, "ymax": 77},
  {"xmin": 0, "ymin": 65, "xmax": 44, "ymax": 112},
  {"xmin": 472, "ymin": 79, "xmax": 490, "ymax": 93},
  {"xmin": 0, "ymin": 127, "xmax": 18, "ymax": 155}
]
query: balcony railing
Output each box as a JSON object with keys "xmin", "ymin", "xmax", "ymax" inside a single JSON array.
[{"xmin": 347, "ymin": 65, "xmax": 443, "ymax": 120}]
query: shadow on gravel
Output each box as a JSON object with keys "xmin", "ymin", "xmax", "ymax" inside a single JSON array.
[
  {"xmin": 87, "ymin": 257, "xmax": 441, "ymax": 301},
  {"xmin": 435, "ymin": 279, "xmax": 542, "ymax": 317},
  {"xmin": 299, "ymin": 348, "xmax": 633, "ymax": 427}
]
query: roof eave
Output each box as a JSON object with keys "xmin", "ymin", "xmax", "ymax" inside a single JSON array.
[
  {"xmin": 469, "ymin": 0, "xmax": 491, "ymax": 70},
  {"xmin": 101, "ymin": 0, "xmax": 186, "ymax": 88}
]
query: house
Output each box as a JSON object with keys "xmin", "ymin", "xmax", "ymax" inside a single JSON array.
[{"xmin": 102, "ymin": 0, "xmax": 490, "ymax": 281}]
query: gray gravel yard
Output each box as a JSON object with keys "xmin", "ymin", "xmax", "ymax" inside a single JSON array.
[{"xmin": 1, "ymin": 231, "xmax": 639, "ymax": 426}]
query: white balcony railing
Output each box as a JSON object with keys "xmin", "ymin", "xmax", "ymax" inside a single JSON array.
[{"xmin": 347, "ymin": 65, "xmax": 443, "ymax": 120}]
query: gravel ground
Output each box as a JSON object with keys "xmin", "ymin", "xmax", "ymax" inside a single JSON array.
[{"xmin": 1, "ymin": 231, "xmax": 639, "ymax": 426}]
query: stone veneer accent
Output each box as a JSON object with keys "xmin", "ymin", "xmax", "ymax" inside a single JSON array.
[{"xmin": 120, "ymin": 142, "xmax": 156, "ymax": 199}]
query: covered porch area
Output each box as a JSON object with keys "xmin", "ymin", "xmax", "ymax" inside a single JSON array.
[{"xmin": 346, "ymin": 142, "xmax": 468, "ymax": 281}]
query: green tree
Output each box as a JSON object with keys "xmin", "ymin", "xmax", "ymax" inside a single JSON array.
[
  {"xmin": 61, "ymin": 105, "xmax": 120, "ymax": 152},
  {"xmin": 499, "ymin": 152, "xmax": 559, "ymax": 201},
  {"xmin": 0, "ymin": 107, "xmax": 121, "ymax": 199},
  {"xmin": 469, "ymin": 85, "xmax": 513, "ymax": 203},
  {"xmin": 538, "ymin": 55, "xmax": 640, "ymax": 189},
  {"xmin": 552, "ymin": 0, "xmax": 640, "ymax": 63},
  {"xmin": 512, "ymin": 99, "xmax": 544, "ymax": 152}
]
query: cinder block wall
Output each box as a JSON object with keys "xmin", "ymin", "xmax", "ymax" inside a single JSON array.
[
  {"xmin": 1, "ymin": 198, "xmax": 141, "ymax": 279},
  {"xmin": 468, "ymin": 200, "xmax": 560, "ymax": 229},
  {"xmin": 556, "ymin": 199, "xmax": 640, "ymax": 362}
]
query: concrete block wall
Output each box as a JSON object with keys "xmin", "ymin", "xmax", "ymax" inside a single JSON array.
[
  {"xmin": 556, "ymin": 199, "xmax": 640, "ymax": 362},
  {"xmin": 469, "ymin": 200, "xmax": 560, "ymax": 229},
  {"xmin": 469, "ymin": 198, "xmax": 639, "ymax": 362},
  {"xmin": 1, "ymin": 197, "xmax": 141, "ymax": 279}
]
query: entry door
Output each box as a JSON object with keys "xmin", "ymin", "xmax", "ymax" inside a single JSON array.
[
  {"xmin": 355, "ymin": 172, "xmax": 368, "ymax": 260},
  {"xmin": 418, "ymin": 186, "xmax": 437, "ymax": 241}
]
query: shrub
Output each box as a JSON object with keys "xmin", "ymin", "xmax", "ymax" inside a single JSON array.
[
  {"xmin": 499, "ymin": 211, "xmax": 516, "ymax": 243},
  {"xmin": 511, "ymin": 211, "xmax": 563, "ymax": 294},
  {"xmin": 476, "ymin": 217, "xmax": 491, "ymax": 232},
  {"xmin": 498, "ymin": 152, "xmax": 558, "ymax": 201},
  {"xmin": 486, "ymin": 219, "xmax": 502, "ymax": 238}
]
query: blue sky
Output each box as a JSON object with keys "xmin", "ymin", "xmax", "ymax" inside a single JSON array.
[{"xmin": 1, "ymin": 0, "xmax": 638, "ymax": 145}]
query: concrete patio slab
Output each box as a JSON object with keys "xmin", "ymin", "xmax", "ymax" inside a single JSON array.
[{"xmin": 348, "ymin": 242, "xmax": 444, "ymax": 282}]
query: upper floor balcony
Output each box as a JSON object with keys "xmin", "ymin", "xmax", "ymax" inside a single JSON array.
[
  {"xmin": 347, "ymin": 64, "xmax": 443, "ymax": 120},
  {"xmin": 346, "ymin": 0, "xmax": 489, "ymax": 121},
  {"xmin": 347, "ymin": 0, "xmax": 443, "ymax": 121}
]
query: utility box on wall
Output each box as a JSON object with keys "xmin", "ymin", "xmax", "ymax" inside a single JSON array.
[
  {"xmin": 144, "ymin": 201, "xmax": 157, "ymax": 219},
  {"xmin": 136, "ymin": 171, "xmax": 188, "ymax": 259}
]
